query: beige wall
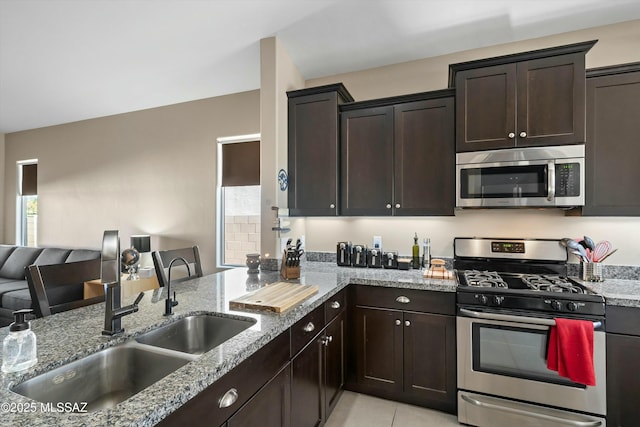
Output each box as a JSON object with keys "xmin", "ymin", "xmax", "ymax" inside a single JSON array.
[
  {"xmin": 292, "ymin": 19, "xmax": 640, "ymax": 266},
  {"xmin": 3, "ymin": 90, "xmax": 260, "ymax": 274},
  {"xmin": 259, "ymin": 37, "xmax": 305, "ymax": 258}
]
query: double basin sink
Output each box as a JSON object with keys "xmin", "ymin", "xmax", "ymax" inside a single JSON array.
[{"xmin": 11, "ymin": 313, "xmax": 256, "ymax": 412}]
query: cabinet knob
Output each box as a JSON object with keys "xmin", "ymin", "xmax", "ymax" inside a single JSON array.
[
  {"xmin": 396, "ymin": 296, "xmax": 410, "ymax": 304},
  {"xmin": 218, "ymin": 388, "xmax": 239, "ymax": 408},
  {"xmin": 330, "ymin": 203, "xmax": 335, "ymax": 209},
  {"xmin": 330, "ymin": 301, "xmax": 341, "ymax": 309},
  {"xmin": 395, "ymin": 203, "xmax": 401, "ymax": 209},
  {"xmin": 386, "ymin": 204, "xmax": 392, "ymax": 209},
  {"xmin": 395, "ymin": 319, "xmax": 401, "ymax": 326},
  {"xmin": 303, "ymin": 322, "xmax": 315, "ymax": 333},
  {"xmin": 405, "ymin": 320, "xmax": 411, "ymax": 327},
  {"xmin": 508, "ymin": 132, "xmax": 515, "ymax": 139},
  {"xmin": 519, "ymin": 131, "xmax": 527, "ymax": 138}
]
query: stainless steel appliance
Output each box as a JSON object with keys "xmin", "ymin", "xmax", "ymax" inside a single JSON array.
[
  {"xmin": 456, "ymin": 145, "xmax": 584, "ymax": 208},
  {"xmin": 352, "ymin": 244, "xmax": 367, "ymax": 267},
  {"xmin": 454, "ymin": 237, "xmax": 606, "ymax": 427},
  {"xmin": 336, "ymin": 242, "xmax": 351, "ymax": 266}
]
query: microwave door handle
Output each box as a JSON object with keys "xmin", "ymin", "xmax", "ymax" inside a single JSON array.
[
  {"xmin": 459, "ymin": 308, "xmax": 602, "ymax": 329},
  {"xmin": 547, "ymin": 161, "xmax": 555, "ymax": 201}
]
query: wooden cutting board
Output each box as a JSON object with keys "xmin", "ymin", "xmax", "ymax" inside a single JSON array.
[
  {"xmin": 229, "ymin": 282, "xmax": 319, "ymax": 313},
  {"xmin": 423, "ymin": 268, "xmax": 455, "ymax": 280}
]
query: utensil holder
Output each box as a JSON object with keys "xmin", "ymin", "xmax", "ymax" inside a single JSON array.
[
  {"xmin": 581, "ymin": 262, "xmax": 604, "ymax": 282},
  {"xmin": 280, "ymin": 251, "xmax": 300, "ymax": 280}
]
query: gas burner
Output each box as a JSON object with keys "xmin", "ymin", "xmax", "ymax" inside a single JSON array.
[
  {"xmin": 521, "ymin": 274, "xmax": 586, "ymax": 293},
  {"xmin": 463, "ymin": 270, "xmax": 508, "ymax": 288}
]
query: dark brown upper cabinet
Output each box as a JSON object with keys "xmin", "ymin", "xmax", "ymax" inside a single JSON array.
[
  {"xmin": 287, "ymin": 84, "xmax": 354, "ymax": 216},
  {"xmin": 583, "ymin": 63, "xmax": 640, "ymax": 216},
  {"xmin": 340, "ymin": 91, "xmax": 455, "ymax": 216},
  {"xmin": 450, "ymin": 40, "xmax": 596, "ymax": 152}
]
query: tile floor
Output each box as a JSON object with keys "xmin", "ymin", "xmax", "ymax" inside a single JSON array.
[{"xmin": 325, "ymin": 391, "xmax": 461, "ymax": 427}]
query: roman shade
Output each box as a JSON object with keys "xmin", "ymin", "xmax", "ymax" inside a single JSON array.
[
  {"xmin": 221, "ymin": 141, "xmax": 260, "ymax": 187},
  {"xmin": 21, "ymin": 164, "xmax": 38, "ymax": 196}
]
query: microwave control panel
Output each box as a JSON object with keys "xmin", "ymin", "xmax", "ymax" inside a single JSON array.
[{"xmin": 555, "ymin": 163, "xmax": 580, "ymax": 197}]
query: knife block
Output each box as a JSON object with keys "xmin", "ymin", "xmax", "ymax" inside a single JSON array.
[{"xmin": 280, "ymin": 251, "xmax": 300, "ymax": 280}]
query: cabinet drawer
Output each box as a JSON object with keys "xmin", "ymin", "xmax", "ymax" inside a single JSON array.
[
  {"xmin": 352, "ymin": 285, "xmax": 455, "ymax": 315},
  {"xmin": 606, "ymin": 305, "xmax": 640, "ymax": 336},
  {"xmin": 159, "ymin": 331, "xmax": 290, "ymax": 427},
  {"xmin": 291, "ymin": 305, "xmax": 325, "ymax": 357},
  {"xmin": 325, "ymin": 289, "xmax": 346, "ymax": 323}
]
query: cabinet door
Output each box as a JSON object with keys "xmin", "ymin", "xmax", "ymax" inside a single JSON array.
[
  {"xmin": 455, "ymin": 63, "xmax": 517, "ymax": 152},
  {"xmin": 394, "ymin": 98, "xmax": 455, "ymax": 216},
  {"xmin": 403, "ymin": 312, "xmax": 456, "ymax": 413},
  {"xmin": 353, "ymin": 306, "xmax": 403, "ymax": 393},
  {"xmin": 227, "ymin": 364, "xmax": 291, "ymax": 427},
  {"xmin": 288, "ymin": 92, "xmax": 340, "ymax": 216},
  {"xmin": 607, "ymin": 333, "xmax": 640, "ymax": 426},
  {"xmin": 584, "ymin": 70, "xmax": 640, "ymax": 215},
  {"xmin": 324, "ymin": 311, "xmax": 345, "ymax": 418},
  {"xmin": 341, "ymin": 106, "xmax": 394, "ymax": 215},
  {"xmin": 516, "ymin": 53, "xmax": 586, "ymax": 147},
  {"xmin": 291, "ymin": 337, "xmax": 323, "ymax": 427}
]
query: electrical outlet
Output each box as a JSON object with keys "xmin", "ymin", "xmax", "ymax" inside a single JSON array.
[{"xmin": 373, "ymin": 235, "xmax": 382, "ymax": 249}]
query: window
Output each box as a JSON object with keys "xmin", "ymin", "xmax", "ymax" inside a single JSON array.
[
  {"xmin": 217, "ymin": 135, "xmax": 261, "ymax": 266},
  {"xmin": 17, "ymin": 161, "xmax": 38, "ymax": 246}
]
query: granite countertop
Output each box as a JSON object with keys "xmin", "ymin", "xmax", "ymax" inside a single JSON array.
[
  {"xmin": 579, "ymin": 277, "xmax": 640, "ymax": 308},
  {"xmin": 0, "ymin": 262, "xmax": 455, "ymax": 426}
]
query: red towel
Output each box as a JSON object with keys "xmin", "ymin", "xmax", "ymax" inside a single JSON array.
[{"xmin": 547, "ymin": 318, "xmax": 596, "ymax": 386}]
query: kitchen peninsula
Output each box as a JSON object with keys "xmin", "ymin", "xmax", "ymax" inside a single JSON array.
[{"xmin": 1, "ymin": 261, "xmax": 639, "ymax": 426}]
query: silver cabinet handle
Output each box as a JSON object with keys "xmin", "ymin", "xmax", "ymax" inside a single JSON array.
[
  {"xmin": 519, "ymin": 131, "xmax": 527, "ymax": 138},
  {"xmin": 459, "ymin": 308, "xmax": 602, "ymax": 329},
  {"xmin": 460, "ymin": 393, "xmax": 601, "ymax": 427},
  {"xmin": 395, "ymin": 319, "xmax": 401, "ymax": 326},
  {"xmin": 321, "ymin": 335, "xmax": 333, "ymax": 346},
  {"xmin": 396, "ymin": 296, "xmax": 410, "ymax": 304},
  {"xmin": 303, "ymin": 322, "xmax": 315, "ymax": 333},
  {"xmin": 395, "ymin": 203, "xmax": 401, "ymax": 208},
  {"xmin": 330, "ymin": 203, "xmax": 335, "ymax": 209},
  {"xmin": 218, "ymin": 388, "xmax": 239, "ymax": 408},
  {"xmin": 330, "ymin": 301, "xmax": 341, "ymax": 309},
  {"xmin": 508, "ymin": 132, "xmax": 515, "ymax": 139},
  {"xmin": 386, "ymin": 203, "xmax": 392, "ymax": 209},
  {"xmin": 405, "ymin": 320, "xmax": 411, "ymax": 327}
]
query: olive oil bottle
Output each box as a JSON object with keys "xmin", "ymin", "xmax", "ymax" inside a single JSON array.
[{"xmin": 412, "ymin": 233, "xmax": 420, "ymax": 269}]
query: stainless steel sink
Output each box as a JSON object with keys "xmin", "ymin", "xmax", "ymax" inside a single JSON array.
[
  {"xmin": 135, "ymin": 313, "xmax": 256, "ymax": 355},
  {"xmin": 11, "ymin": 342, "xmax": 192, "ymax": 412}
]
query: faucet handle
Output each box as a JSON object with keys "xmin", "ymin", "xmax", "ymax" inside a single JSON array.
[{"xmin": 133, "ymin": 292, "xmax": 144, "ymax": 306}]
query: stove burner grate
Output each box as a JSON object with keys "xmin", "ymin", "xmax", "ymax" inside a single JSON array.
[
  {"xmin": 463, "ymin": 270, "xmax": 508, "ymax": 288},
  {"xmin": 520, "ymin": 274, "xmax": 585, "ymax": 293}
]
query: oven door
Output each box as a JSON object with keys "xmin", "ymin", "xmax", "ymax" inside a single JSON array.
[{"xmin": 457, "ymin": 308, "xmax": 606, "ymax": 423}]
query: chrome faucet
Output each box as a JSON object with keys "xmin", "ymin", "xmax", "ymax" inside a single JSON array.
[
  {"xmin": 164, "ymin": 256, "xmax": 191, "ymax": 316},
  {"xmin": 101, "ymin": 230, "xmax": 144, "ymax": 336}
]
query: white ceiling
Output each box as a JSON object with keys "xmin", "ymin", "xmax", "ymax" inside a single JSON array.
[{"xmin": 1, "ymin": 0, "xmax": 640, "ymax": 133}]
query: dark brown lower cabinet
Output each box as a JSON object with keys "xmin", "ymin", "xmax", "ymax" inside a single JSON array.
[
  {"xmin": 291, "ymin": 311, "xmax": 345, "ymax": 427},
  {"xmin": 227, "ymin": 363, "xmax": 291, "ymax": 427},
  {"xmin": 350, "ymin": 287, "xmax": 456, "ymax": 414},
  {"xmin": 606, "ymin": 306, "xmax": 640, "ymax": 427}
]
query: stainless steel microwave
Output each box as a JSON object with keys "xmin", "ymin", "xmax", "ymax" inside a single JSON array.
[{"xmin": 456, "ymin": 145, "xmax": 584, "ymax": 208}]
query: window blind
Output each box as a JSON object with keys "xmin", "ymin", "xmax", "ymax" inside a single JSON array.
[
  {"xmin": 21, "ymin": 164, "xmax": 38, "ymax": 196},
  {"xmin": 221, "ymin": 140, "xmax": 260, "ymax": 187}
]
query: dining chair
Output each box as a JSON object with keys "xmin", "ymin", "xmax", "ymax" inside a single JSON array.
[
  {"xmin": 26, "ymin": 258, "xmax": 103, "ymax": 318},
  {"xmin": 151, "ymin": 246, "xmax": 203, "ymax": 288}
]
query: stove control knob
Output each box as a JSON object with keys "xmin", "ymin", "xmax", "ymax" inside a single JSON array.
[
  {"xmin": 493, "ymin": 296, "xmax": 504, "ymax": 306},
  {"xmin": 567, "ymin": 302, "xmax": 578, "ymax": 312},
  {"xmin": 477, "ymin": 295, "xmax": 488, "ymax": 305},
  {"xmin": 550, "ymin": 300, "xmax": 563, "ymax": 311}
]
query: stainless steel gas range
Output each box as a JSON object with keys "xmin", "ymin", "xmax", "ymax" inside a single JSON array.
[{"xmin": 454, "ymin": 237, "xmax": 606, "ymax": 427}]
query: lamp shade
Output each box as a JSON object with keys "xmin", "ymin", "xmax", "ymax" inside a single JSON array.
[{"xmin": 130, "ymin": 235, "xmax": 151, "ymax": 253}]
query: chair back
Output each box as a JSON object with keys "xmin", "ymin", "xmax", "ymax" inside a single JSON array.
[
  {"xmin": 152, "ymin": 246, "xmax": 203, "ymax": 287},
  {"xmin": 27, "ymin": 258, "xmax": 102, "ymax": 317}
]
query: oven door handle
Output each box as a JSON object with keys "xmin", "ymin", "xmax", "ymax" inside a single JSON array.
[
  {"xmin": 459, "ymin": 308, "xmax": 602, "ymax": 329},
  {"xmin": 460, "ymin": 394, "xmax": 602, "ymax": 427}
]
